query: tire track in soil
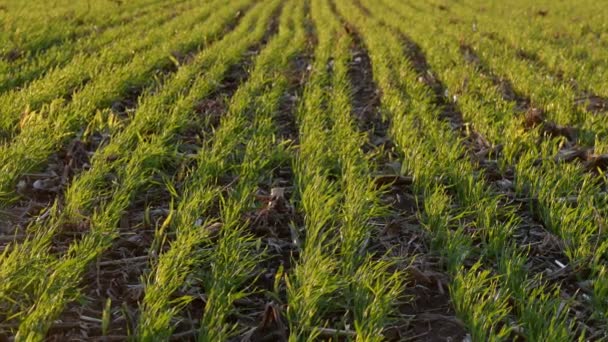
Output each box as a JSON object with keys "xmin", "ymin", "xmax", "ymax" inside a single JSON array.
[
  {"xmin": 456, "ymin": 44, "xmax": 600, "ymax": 335},
  {"xmin": 340, "ymin": 13, "xmax": 468, "ymax": 340},
  {"xmin": 42, "ymin": 9, "xmax": 280, "ymax": 341}
]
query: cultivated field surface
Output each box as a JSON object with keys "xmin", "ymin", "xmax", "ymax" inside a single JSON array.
[{"xmin": 1, "ymin": 0, "xmax": 608, "ymax": 340}]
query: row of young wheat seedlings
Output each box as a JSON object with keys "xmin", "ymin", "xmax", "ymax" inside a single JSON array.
[
  {"xmin": 321, "ymin": 1, "xmax": 403, "ymax": 339},
  {"xmin": 0, "ymin": 0, "xmax": 223, "ymax": 138},
  {"xmin": 0, "ymin": 0, "xmax": 211, "ymax": 300},
  {"xmin": 284, "ymin": 1, "xmax": 343, "ymax": 337},
  {"xmin": 478, "ymin": 17, "xmax": 608, "ymax": 154},
  {"xmin": 340, "ymin": 2, "xmax": 516, "ymax": 340},
  {"xmin": 443, "ymin": 2, "xmax": 608, "ymax": 152},
  {"xmin": 468, "ymin": 25, "xmax": 608, "ymax": 331},
  {"xmin": 474, "ymin": 0, "xmax": 608, "ymax": 88},
  {"xmin": 367, "ymin": 0, "xmax": 585, "ymax": 338},
  {"xmin": 196, "ymin": 10, "xmax": 307, "ymax": 336},
  {"xmin": 0, "ymin": 0, "xmax": 192, "ymax": 93},
  {"xmin": 392, "ymin": 0, "xmax": 604, "ymax": 259},
  {"xmin": 8, "ymin": 4, "xmax": 283, "ymax": 341},
  {"xmin": 472, "ymin": 26, "xmax": 608, "ymax": 153},
  {"xmin": 0, "ymin": 0, "xmax": 154, "ymax": 90},
  {"xmin": 136, "ymin": 0, "xmax": 297, "ymax": 339},
  {"xmin": 14, "ymin": 142, "xmax": 165, "ymax": 341},
  {"xmin": 0, "ymin": 0, "xmax": 127, "ymax": 56},
  {"xmin": 284, "ymin": 1, "xmax": 401, "ymax": 340},
  {"xmin": 387, "ymin": 0, "xmax": 608, "ymax": 326},
  {"xmin": 458, "ymin": 33, "xmax": 608, "ymax": 262},
  {"xmin": 375, "ymin": 0, "xmax": 559, "ymax": 265},
  {"xmin": 455, "ymin": 0, "xmax": 608, "ymax": 98},
  {"xmin": 0, "ymin": 0, "xmax": 164, "ymax": 60},
  {"xmin": 380, "ymin": 0, "xmax": 605, "ymax": 332},
  {"xmin": 0, "ymin": 0, "xmax": 199, "ymax": 133},
  {"xmin": 336, "ymin": 0, "xmax": 575, "ymax": 339},
  {"xmin": 0, "ymin": 0, "xmax": 270, "ymax": 334},
  {"xmin": 463, "ymin": 32, "xmax": 596, "ymax": 139},
  {"xmin": 0, "ymin": 0, "xmax": 171, "ymax": 72},
  {"xmin": 0, "ymin": 0, "xmax": 263, "ymax": 306},
  {"xmin": 0, "ymin": 0, "xmax": 253, "ymax": 205}
]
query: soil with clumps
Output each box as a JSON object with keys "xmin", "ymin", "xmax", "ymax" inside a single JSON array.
[
  {"xmin": 524, "ymin": 107, "xmax": 578, "ymax": 142},
  {"xmin": 2, "ymin": 49, "xmax": 22, "ymax": 62},
  {"xmin": 575, "ymin": 94, "xmax": 608, "ymax": 115}
]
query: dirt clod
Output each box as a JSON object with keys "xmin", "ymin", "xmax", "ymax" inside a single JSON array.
[{"xmin": 524, "ymin": 107, "xmax": 545, "ymax": 128}]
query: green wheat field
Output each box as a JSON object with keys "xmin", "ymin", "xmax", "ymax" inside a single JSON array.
[{"xmin": 1, "ymin": 0, "xmax": 607, "ymax": 340}]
